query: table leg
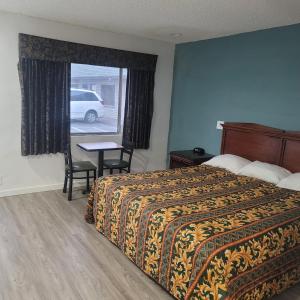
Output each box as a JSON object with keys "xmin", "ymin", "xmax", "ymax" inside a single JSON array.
[{"xmin": 98, "ymin": 150, "xmax": 104, "ymax": 177}]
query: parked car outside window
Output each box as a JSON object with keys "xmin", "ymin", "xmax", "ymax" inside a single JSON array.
[{"xmin": 70, "ymin": 88, "xmax": 105, "ymax": 123}]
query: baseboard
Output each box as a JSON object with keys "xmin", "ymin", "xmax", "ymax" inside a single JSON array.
[
  {"xmin": 0, "ymin": 181, "xmax": 85, "ymax": 198},
  {"xmin": 0, "ymin": 169, "xmax": 144, "ymax": 198}
]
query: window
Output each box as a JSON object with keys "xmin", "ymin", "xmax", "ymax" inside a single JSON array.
[{"xmin": 70, "ymin": 64, "xmax": 127, "ymax": 135}]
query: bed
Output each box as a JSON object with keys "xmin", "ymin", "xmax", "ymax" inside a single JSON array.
[{"xmin": 85, "ymin": 123, "xmax": 300, "ymax": 300}]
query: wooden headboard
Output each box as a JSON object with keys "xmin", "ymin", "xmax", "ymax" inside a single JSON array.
[{"xmin": 221, "ymin": 123, "xmax": 300, "ymax": 173}]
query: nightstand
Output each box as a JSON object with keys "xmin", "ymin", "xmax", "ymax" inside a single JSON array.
[{"xmin": 169, "ymin": 150, "xmax": 214, "ymax": 169}]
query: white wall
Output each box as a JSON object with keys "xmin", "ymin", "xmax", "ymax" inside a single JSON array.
[{"xmin": 0, "ymin": 11, "xmax": 175, "ymax": 197}]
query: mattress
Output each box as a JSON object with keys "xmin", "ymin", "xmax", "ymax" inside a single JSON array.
[{"xmin": 85, "ymin": 165, "xmax": 300, "ymax": 300}]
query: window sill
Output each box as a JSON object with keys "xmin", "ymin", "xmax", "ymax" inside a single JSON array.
[{"xmin": 71, "ymin": 131, "xmax": 120, "ymax": 136}]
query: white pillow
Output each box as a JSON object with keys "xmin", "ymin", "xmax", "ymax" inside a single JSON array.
[
  {"xmin": 238, "ymin": 161, "xmax": 291, "ymax": 184},
  {"xmin": 277, "ymin": 173, "xmax": 300, "ymax": 191},
  {"xmin": 203, "ymin": 154, "xmax": 251, "ymax": 174}
]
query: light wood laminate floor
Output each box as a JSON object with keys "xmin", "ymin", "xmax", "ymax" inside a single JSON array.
[{"xmin": 0, "ymin": 189, "xmax": 299, "ymax": 300}]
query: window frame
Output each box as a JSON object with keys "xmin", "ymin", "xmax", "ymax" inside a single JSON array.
[{"xmin": 70, "ymin": 67, "xmax": 125, "ymax": 136}]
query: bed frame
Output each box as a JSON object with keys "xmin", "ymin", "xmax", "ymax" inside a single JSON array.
[{"xmin": 221, "ymin": 122, "xmax": 300, "ymax": 173}]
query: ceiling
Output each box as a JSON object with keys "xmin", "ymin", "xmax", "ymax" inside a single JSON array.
[{"xmin": 1, "ymin": 0, "xmax": 300, "ymax": 43}]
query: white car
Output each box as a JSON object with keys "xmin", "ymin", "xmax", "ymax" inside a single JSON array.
[{"xmin": 71, "ymin": 88, "xmax": 105, "ymax": 123}]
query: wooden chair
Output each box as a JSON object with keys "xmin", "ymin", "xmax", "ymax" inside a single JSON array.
[
  {"xmin": 103, "ymin": 145, "xmax": 134, "ymax": 174},
  {"xmin": 63, "ymin": 144, "xmax": 97, "ymax": 201}
]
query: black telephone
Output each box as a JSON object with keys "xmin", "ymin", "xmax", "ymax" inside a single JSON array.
[{"xmin": 193, "ymin": 147, "xmax": 205, "ymax": 155}]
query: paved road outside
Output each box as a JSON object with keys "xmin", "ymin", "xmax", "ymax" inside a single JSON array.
[{"xmin": 71, "ymin": 106, "xmax": 119, "ymax": 134}]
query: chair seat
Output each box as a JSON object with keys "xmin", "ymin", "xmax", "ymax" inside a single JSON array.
[
  {"xmin": 103, "ymin": 159, "xmax": 129, "ymax": 169},
  {"xmin": 66, "ymin": 161, "xmax": 97, "ymax": 172}
]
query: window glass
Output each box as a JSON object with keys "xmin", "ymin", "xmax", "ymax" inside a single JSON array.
[{"xmin": 70, "ymin": 64, "xmax": 127, "ymax": 134}]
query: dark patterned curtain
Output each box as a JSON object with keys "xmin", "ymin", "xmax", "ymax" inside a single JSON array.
[
  {"xmin": 122, "ymin": 69, "xmax": 155, "ymax": 149},
  {"xmin": 18, "ymin": 34, "xmax": 158, "ymax": 153},
  {"xmin": 19, "ymin": 58, "xmax": 70, "ymax": 156}
]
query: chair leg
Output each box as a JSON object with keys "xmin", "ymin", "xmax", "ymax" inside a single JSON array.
[
  {"xmin": 68, "ymin": 174, "xmax": 73, "ymax": 201},
  {"xmin": 63, "ymin": 172, "xmax": 68, "ymax": 193},
  {"xmin": 119, "ymin": 169, "xmax": 122, "ymax": 174},
  {"xmin": 110, "ymin": 168, "xmax": 113, "ymax": 175},
  {"xmin": 86, "ymin": 171, "xmax": 89, "ymax": 192},
  {"xmin": 93, "ymin": 170, "xmax": 96, "ymax": 181}
]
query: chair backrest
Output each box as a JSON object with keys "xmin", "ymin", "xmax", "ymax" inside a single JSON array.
[
  {"xmin": 121, "ymin": 144, "xmax": 134, "ymax": 167},
  {"xmin": 64, "ymin": 143, "xmax": 73, "ymax": 171}
]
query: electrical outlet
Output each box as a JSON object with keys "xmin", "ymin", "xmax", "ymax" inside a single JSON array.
[{"xmin": 216, "ymin": 121, "xmax": 224, "ymax": 130}]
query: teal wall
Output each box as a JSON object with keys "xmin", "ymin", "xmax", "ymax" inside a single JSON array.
[{"xmin": 168, "ymin": 24, "xmax": 300, "ymax": 155}]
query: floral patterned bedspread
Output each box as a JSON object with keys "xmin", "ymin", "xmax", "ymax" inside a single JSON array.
[{"xmin": 85, "ymin": 165, "xmax": 300, "ymax": 300}]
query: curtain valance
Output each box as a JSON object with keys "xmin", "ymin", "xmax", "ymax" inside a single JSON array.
[{"xmin": 19, "ymin": 33, "xmax": 158, "ymax": 71}]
